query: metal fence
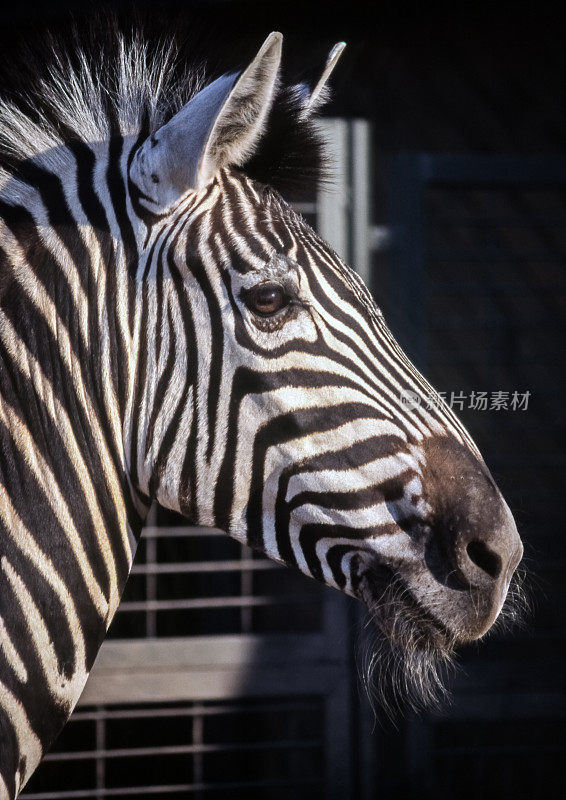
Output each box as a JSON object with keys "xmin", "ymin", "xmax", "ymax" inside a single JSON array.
[{"xmin": 22, "ymin": 697, "xmax": 326, "ymax": 799}]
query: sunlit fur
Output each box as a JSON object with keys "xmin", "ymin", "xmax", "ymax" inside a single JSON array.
[{"xmin": 0, "ymin": 22, "xmax": 326, "ymax": 198}]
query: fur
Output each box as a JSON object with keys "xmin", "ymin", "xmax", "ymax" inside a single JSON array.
[
  {"xmin": 357, "ymin": 566, "xmax": 529, "ymax": 718},
  {"xmin": 0, "ymin": 15, "xmax": 328, "ymax": 198}
]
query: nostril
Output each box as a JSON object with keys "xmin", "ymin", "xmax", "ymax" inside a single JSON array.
[{"xmin": 466, "ymin": 540, "xmax": 502, "ymax": 580}]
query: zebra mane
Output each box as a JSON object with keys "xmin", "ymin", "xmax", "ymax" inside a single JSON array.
[{"xmin": 0, "ymin": 17, "xmax": 328, "ymax": 198}]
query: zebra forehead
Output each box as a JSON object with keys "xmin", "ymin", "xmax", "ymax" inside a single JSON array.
[{"xmin": 178, "ymin": 175, "xmax": 309, "ymax": 267}]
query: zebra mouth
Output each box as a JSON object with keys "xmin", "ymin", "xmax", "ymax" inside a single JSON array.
[
  {"xmin": 359, "ymin": 563, "xmax": 455, "ymax": 653},
  {"xmin": 354, "ymin": 561, "xmax": 457, "ymax": 712}
]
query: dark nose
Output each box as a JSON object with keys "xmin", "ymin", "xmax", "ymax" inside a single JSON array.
[
  {"xmin": 445, "ymin": 505, "xmax": 523, "ymax": 591},
  {"xmin": 464, "ymin": 539, "xmax": 503, "ymax": 582},
  {"xmin": 422, "ymin": 436, "xmax": 523, "ymax": 593}
]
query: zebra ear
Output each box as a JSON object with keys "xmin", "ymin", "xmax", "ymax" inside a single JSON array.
[
  {"xmin": 129, "ymin": 32, "xmax": 283, "ymax": 211},
  {"xmin": 299, "ymin": 42, "xmax": 346, "ymax": 119}
]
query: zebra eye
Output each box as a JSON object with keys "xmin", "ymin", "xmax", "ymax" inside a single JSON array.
[{"xmin": 245, "ymin": 283, "xmax": 289, "ymax": 317}]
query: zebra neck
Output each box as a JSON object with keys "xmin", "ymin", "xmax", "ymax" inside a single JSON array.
[
  {"xmin": 0, "ymin": 289, "xmax": 143, "ymax": 797},
  {"xmin": 125, "ymin": 265, "xmax": 200, "ymax": 519}
]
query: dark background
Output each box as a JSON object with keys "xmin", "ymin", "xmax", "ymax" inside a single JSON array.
[{"xmin": 5, "ymin": 2, "xmax": 565, "ymax": 799}]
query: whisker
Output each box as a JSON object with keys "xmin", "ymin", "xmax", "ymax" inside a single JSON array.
[{"xmin": 356, "ymin": 571, "xmax": 457, "ymax": 721}]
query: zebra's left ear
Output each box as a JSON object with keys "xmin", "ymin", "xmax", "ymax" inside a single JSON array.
[
  {"xmin": 130, "ymin": 32, "xmax": 283, "ymax": 211},
  {"xmin": 298, "ymin": 42, "xmax": 346, "ymax": 119}
]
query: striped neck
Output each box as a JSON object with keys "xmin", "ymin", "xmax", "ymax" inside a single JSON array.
[{"xmin": 0, "ymin": 136, "xmax": 147, "ymax": 795}]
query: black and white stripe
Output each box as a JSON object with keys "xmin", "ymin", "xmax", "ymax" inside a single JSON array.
[{"xmin": 0, "ymin": 24, "xmax": 522, "ymax": 798}]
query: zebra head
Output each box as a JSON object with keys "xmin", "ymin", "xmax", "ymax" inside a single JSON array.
[
  {"xmin": 0, "ymin": 25, "xmax": 528, "ymax": 798},
  {"xmin": 126, "ymin": 32, "xmax": 523, "ymax": 704}
]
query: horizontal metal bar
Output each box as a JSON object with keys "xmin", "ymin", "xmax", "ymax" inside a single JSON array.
[
  {"xmin": 70, "ymin": 699, "xmax": 320, "ymax": 722},
  {"xmin": 21, "ymin": 777, "xmax": 321, "ymax": 799},
  {"xmin": 131, "ymin": 559, "xmax": 279, "ymax": 575},
  {"xmin": 22, "ymin": 789, "xmax": 190, "ymax": 800},
  {"xmin": 44, "ymin": 738, "xmax": 321, "ymax": 762},
  {"xmin": 79, "ymin": 634, "xmax": 343, "ymax": 706},
  {"xmin": 84, "ymin": 633, "xmax": 330, "ymax": 670},
  {"xmin": 118, "ymin": 595, "xmax": 314, "ymax": 612},
  {"xmin": 140, "ymin": 527, "xmax": 226, "ymax": 539}
]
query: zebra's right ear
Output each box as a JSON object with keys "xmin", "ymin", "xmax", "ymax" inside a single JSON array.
[{"xmin": 129, "ymin": 32, "xmax": 283, "ymax": 212}]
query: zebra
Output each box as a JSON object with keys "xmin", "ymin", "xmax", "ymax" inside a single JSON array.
[{"xmin": 0, "ymin": 22, "xmax": 523, "ymax": 799}]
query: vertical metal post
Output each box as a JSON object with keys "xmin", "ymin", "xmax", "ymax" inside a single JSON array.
[
  {"xmin": 193, "ymin": 704, "xmax": 204, "ymax": 800},
  {"xmin": 351, "ymin": 120, "xmax": 372, "ymax": 287},
  {"xmin": 145, "ymin": 534, "xmax": 157, "ymax": 638},
  {"xmin": 317, "ymin": 119, "xmax": 372, "ymax": 287},
  {"xmin": 95, "ymin": 710, "xmax": 105, "ymax": 800},
  {"xmin": 317, "ymin": 119, "xmax": 350, "ymax": 261},
  {"xmin": 240, "ymin": 544, "xmax": 253, "ymax": 633},
  {"xmin": 145, "ymin": 503, "xmax": 157, "ymax": 638}
]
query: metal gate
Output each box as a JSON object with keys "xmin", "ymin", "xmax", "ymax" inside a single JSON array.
[{"xmin": 20, "ymin": 120, "xmax": 373, "ymax": 800}]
